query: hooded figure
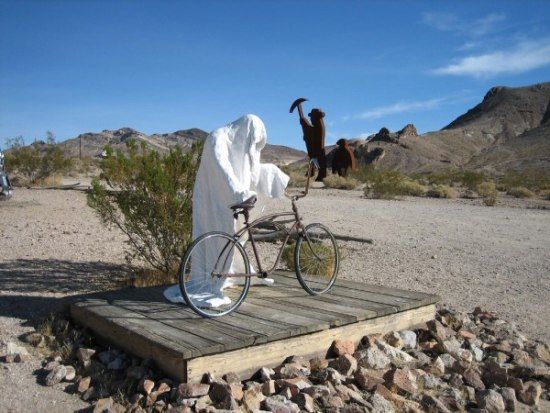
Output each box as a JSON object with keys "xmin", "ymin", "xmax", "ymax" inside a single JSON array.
[
  {"xmin": 331, "ymin": 138, "xmax": 356, "ymax": 177},
  {"xmin": 164, "ymin": 114, "xmax": 289, "ymax": 307}
]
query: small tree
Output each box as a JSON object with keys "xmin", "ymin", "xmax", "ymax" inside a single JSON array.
[
  {"xmin": 87, "ymin": 140, "xmax": 203, "ymax": 274},
  {"xmin": 4, "ymin": 133, "xmax": 72, "ymax": 184}
]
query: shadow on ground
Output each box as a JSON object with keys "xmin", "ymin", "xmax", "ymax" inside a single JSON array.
[{"xmin": 0, "ymin": 258, "xmax": 131, "ymax": 324}]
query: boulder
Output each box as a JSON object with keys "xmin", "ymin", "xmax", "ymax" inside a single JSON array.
[
  {"xmin": 355, "ymin": 346, "xmax": 390, "ymax": 370},
  {"xmin": 476, "ymin": 389, "xmax": 505, "ymax": 413},
  {"xmin": 45, "ymin": 365, "xmax": 67, "ymax": 386}
]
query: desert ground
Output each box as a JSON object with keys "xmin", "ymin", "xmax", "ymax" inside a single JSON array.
[{"xmin": 0, "ymin": 186, "xmax": 549, "ymax": 411}]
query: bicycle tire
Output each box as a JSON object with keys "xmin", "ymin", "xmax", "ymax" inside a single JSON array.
[
  {"xmin": 179, "ymin": 231, "xmax": 251, "ymax": 317},
  {"xmin": 294, "ymin": 223, "xmax": 339, "ymax": 295}
]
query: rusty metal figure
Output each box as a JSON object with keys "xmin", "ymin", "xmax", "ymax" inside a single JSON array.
[
  {"xmin": 332, "ymin": 138, "xmax": 357, "ymax": 177},
  {"xmin": 290, "ymin": 98, "xmax": 327, "ymax": 181}
]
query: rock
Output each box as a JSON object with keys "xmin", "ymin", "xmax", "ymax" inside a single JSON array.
[
  {"xmin": 532, "ymin": 343, "xmax": 550, "ymax": 363},
  {"xmin": 209, "ymin": 382, "xmax": 242, "ymax": 409},
  {"xmin": 421, "ymin": 394, "xmax": 452, "ymax": 413},
  {"xmin": 277, "ymin": 377, "xmax": 312, "ymax": 396},
  {"xmin": 44, "ymin": 361, "xmax": 60, "ymax": 371},
  {"xmin": 427, "ymin": 320, "xmax": 451, "ymax": 341},
  {"xmin": 511, "ymin": 349, "xmax": 532, "ymax": 366},
  {"xmin": 463, "ymin": 368, "xmax": 485, "ymax": 390},
  {"xmin": 140, "ymin": 378, "xmax": 155, "ymax": 395},
  {"xmin": 14, "ymin": 353, "xmax": 32, "ymax": 362},
  {"xmin": 302, "ymin": 385, "xmax": 330, "ymax": 399},
  {"xmin": 107, "ymin": 357, "xmax": 124, "ymax": 370},
  {"xmin": 97, "ymin": 351, "xmax": 111, "ymax": 365},
  {"xmin": 375, "ymin": 339, "xmax": 416, "ymax": 367},
  {"xmin": 126, "ymin": 365, "xmax": 147, "ymax": 380},
  {"xmin": 257, "ymin": 366, "xmax": 275, "ymax": 381},
  {"xmin": 291, "ymin": 393, "xmax": 315, "ymax": 412},
  {"xmin": 457, "ymin": 349, "xmax": 473, "ymax": 364},
  {"xmin": 418, "ymin": 373, "xmax": 443, "ymax": 390},
  {"xmin": 428, "ymin": 356, "xmax": 446, "ymax": 376},
  {"xmin": 284, "ymin": 355, "xmax": 310, "ymax": 368},
  {"xmin": 279, "ymin": 386, "xmax": 293, "ymax": 399},
  {"xmin": 320, "ymin": 395, "xmax": 345, "ymax": 409},
  {"xmin": 439, "ymin": 354, "xmax": 457, "ymax": 370},
  {"xmin": 518, "ymin": 380, "xmax": 541, "ymax": 406},
  {"xmin": 354, "ymin": 367, "xmax": 385, "ymax": 390},
  {"xmin": 93, "ymin": 397, "xmax": 113, "ymax": 413},
  {"xmin": 76, "ymin": 347, "xmax": 95, "ymax": 368},
  {"xmin": 155, "ymin": 382, "xmax": 170, "ymax": 395},
  {"xmin": 335, "ymin": 384, "xmax": 371, "ymax": 407},
  {"xmin": 45, "ymin": 365, "xmax": 67, "ymax": 386},
  {"xmin": 262, "ymin": 380, "xmax": 276, "ymax": 396},
  {"xmin": 263, "ymin": 395, "xmax": 300, "ymax": 413},
  {"xmin": 77, "ymin": 376, "xmax": 91, "ymax": 393},
  {"xmin": 24, "ymin": 332, "xmax": 45, "ymax": 347},
  {"xmin": 355, "ymin": 346, "xmax": 390, "ymax": 370},
  {"xmin": 194, "ymin": 395, "xmax": 213, "ymax": 413},
  {"xmin": 464, "ymin": 386, "xmax": 476, "ymax": 402},
  {"xmin": 476, "ymin": 389, "xmax": 505, "ymax": 413},
  {"xmin": 500, "ymin": 387, "xmax": 517, "ymax": 411},
  {"xmin": 328, "ymin": 354, "xmax": 357, "ymax": 376},
  {"xmin": 309, "ymin": 357, "xmax": 328, "ymax": 372},
  {"xmin": 383, "ymin": 332, "xmax": 404, "ymax": 349},
  {"xmin": 177, "ymin": 383, "xmax": 210, "ymax": 399},
  {"xmin": 399, "ymin": 330, "xmax": 417, "ymax": 349},
  {"xmin": 383, "ymin": 368, "xmax": 417, "ymax": 395},
  {"xmin": 64, "ymin": 365, "xmax": 76, "ymax": 381},
  {"xmin": 369, "ymin": 393, "xmax": 395, "ymax": 413},
  {"xmin": 274, "ymin": 363, "xmax": 309, "ymax": 379},
  {"xmin": 440, "ymin": 337, "xmax": 461, "ymax": 355},
  {"xmin": 470, "ymin": 344, "xmax": 484, "ymax": 362},
  {"xmin": 81, "ymin": 386, "xmax": 97, "ymax": 401},
  {"xmin": 128, "ymin": 393, "xmax": 144, "ymax": 406},
  {"xmin": 439, "ymin": 387, "xmax": 465, "ymax": 411},
  {"xmin": 222, "ymin": 371, "xmax": 240, "ymax": 384},
  {"xmin": 482, "ymin": 358, "xmax": 509, "ymax": 387},
  {"xmin": 409, "ymin": 349, "xmax": 431, "ymax": 367},
  {"xmin": 330, "ymin": 339, "xmax": 356, "ymax": 356},
  {"xmin": 243, "ymin": 385, "xmax": 265, "ymax": 411},
  {"xmin": 506, "ymin": 376, "xmax": 523, "ymax": 393}
]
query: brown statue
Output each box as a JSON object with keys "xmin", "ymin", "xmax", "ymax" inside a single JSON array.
[
  {"xmin": 290, "ymin": 98, "xmax": 327, "ymax": 181},
  {"xmin": 331, "ymin": 138, "xmax": 356, "ymax": 177}
]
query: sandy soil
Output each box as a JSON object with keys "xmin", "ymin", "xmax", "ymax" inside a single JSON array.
[{"xmin": 0, "ymin": 187, "xmax": 549, "ymax": 412}]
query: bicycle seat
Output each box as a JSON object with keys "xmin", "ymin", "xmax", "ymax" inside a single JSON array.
[{"xmin": 229, "ymin": 195, "xmax": 257, "ymax": 211}]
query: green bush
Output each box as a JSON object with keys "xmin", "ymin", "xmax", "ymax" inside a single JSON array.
[
  {"xmin": 399, "ymin": 179, "xmax": 427, "ymax": 196},
  {"xmin": 426, "ymin": 185, "xmax": 458, "ymax": 199},
  {"xmin": 281, "ymin": 165, "xmax": 308, "ymax": 188},
  {"xmin": 323, "ymin": 174, "xmax": 360, "ymax": 190},
  {"xmin": 498, "ymin": 170, "xmax": 550, "ymax": 192},
  {"xmin": 507, "ymin": 187, "xmax": 535, "ymax": 199},
  {"xmin": 281, "ymin": 242, "xmax": 335, "ymax": 277},
  {"xmin": 476, "ymin": 181, "xmax": 497, "ymax": 197},
  {"xmin": 4, "ymin": 134, "xmax": 72, "ymax": 185},
  {"xmin": 87, "ymin": 140, "xmax": 203, "ymax": 275}
]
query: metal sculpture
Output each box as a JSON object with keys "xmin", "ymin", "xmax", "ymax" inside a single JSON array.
[
  {"xmin": 331, "ymin": 138, "xmax": 357, "ymax": 177},
  {"xmin": 290, "ymin": 98, "xmax": 327, "ymax": 181}
]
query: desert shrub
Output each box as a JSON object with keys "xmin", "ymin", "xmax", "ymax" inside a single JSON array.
[
  {"xmin": 426, "ymin": 185, "xmax": 458, "ymax": 199},
  {"xmin": 399, "ymin": 179, "xmax": 427, "ymax": 196},
  {"xmin": 483, "ymin": 195, "xmax": 497, "ymax": 206},
  {"xmin": 88, "ymin": 140, "xmax": 203, "ymax": 275},
  {"xmin": 323, "ymin": 174, "xmax": 360, "ymax": 190},
  {"xmin": 540, "ymin": 190, "xmax": 550, "ymax": 201},
  {"xmin": 498, "ymin": 169, "xmax": 550, "ymax": 192},
  {"xmin": 281, "ymin": 165, "xmax": 308, "ymax": 188},
  {"xmin": 460, "ymin": 170, "xmax": 486, "ymax": 190},
  {"xmin": 507, "ymin": 187, "xmax": 534, "ymax": 199},
  {"xmin": 368, "ymin": 170, "xmax": 408, "ymax": 199},
  {"xmin": 476, "ymin": 181, "xmax": 497, "ymax": 197},
  {"xmin": 281, "ymin": 242, "xmax": 335, "ymax": 277},
  {"xmin": 4, "ymin": 134, "xmax": 72, "ymax": 185}
]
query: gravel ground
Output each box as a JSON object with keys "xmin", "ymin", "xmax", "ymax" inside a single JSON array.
[{"xmin": 0, "ymin": 187, "xmax": 549, "ymax": 412}]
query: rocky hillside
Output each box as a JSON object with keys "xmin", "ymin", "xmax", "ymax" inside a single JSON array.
[
  {"xmin": 57, "ymin": 128, "xmax": 306, "ymax": 165},
  {"xmin": 332, "ymin": 82, "xmax": 550, "ymax": 174}
]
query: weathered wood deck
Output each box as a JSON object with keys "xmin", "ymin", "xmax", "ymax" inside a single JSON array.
[{"xmin": 70, "ymin": 272, "xmax": 439, "ymax": 382}]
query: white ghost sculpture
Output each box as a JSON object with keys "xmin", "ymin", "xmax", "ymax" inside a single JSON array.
[{"xmin": 164, "ymin": 114, "xmax": 289, "ymax": 307}]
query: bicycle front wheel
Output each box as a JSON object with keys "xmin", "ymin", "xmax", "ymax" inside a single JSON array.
[
  {"xmin": 179, "ymin": 231, "xmax": 251, "ymax": 317},
  {"xmin": 295, "ymin": 223, "xmax": 339, "ymax": 295}
]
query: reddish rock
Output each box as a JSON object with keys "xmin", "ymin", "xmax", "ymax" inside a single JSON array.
[
  {"xmin": 328, "ymin": 354, "xmax": 357, "ymax": 376},
  {"xmin": 77, "ymin": 376, "xmax": 91, "ymax": 393},
  {"xmin": 383, "ymin": 368, "xmax": 417, "ymax": 395},
  {"xmin": 140, "ymin": 378, "xmax": 155, "ymax": 395},
  {"xmin": 476, "ymin": 389, "xmax": 505, "ymax": 413},
  {"xmin": 463, "ymin": 368, "xmax": 485, "ymax": 390},
  {"xmin": 354, "ymin": 367, "xmax": 385, "ymax": 391},
  {"xmin": 242, "ymin": 385, "xmax": 265, "ymax": 411},
  {"xmin": 384, "ymin": 332, "xmax": 404, "ymax": 349},
  {"xmin": 518, "ymin": 381, "xmax": 541, "ymax": 406},
  {"xmin": 309, "ymin": 357, "xmax": 329, "ymax": 372},
  {"xmin": 533, "ymin": 343, "xmax": 550, "ymax": 363},
  {"xmin": 176, "ymin": 383, "xmax": 210, "ymax": 399},
  {"xmin": 330, "ymin": 339, "xmax": 356, "ymax": 357},
  {"xmin": 291, "ymin": 393, "xmax": 315, "ymax": 412}
]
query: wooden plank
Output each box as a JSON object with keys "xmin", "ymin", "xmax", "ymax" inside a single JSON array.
[{"xmin": 186, "ymin": 304, "xmax": 436, "ymax": 382}]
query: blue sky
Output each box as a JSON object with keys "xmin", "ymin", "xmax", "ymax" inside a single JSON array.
[{"xmin": 1, "ymin": 1, "xmax": 549, "ymax": 149}]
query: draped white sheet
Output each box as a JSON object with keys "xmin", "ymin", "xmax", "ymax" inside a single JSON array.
[{"xmin": 164, "ymin": 114, "xmax": 289, "ymax": 307}]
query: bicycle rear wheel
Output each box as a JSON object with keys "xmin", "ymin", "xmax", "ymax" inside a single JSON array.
[
  {"xmin": 179, "ymin": 231, "xmax": 251, "ymax": 317},
  {"xmin": 295, "ymin": 223, "xmax": 339, "ymax": 295}
]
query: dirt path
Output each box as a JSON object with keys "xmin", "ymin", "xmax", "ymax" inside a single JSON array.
[{"xmin": 0, "ymin": 187, "xmax": 549, "ymax": 411}]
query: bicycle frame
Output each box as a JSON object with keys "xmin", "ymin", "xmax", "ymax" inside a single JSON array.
[{"xmin": 212, "ymin": 160, "xmax": 316, "ymax": 279}]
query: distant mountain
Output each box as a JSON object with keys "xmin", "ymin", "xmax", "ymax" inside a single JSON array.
[
  {"xmin": 57, "ymin": 127, "xmax": 306, "ymax": 165},
  {"xmin": 338, "ymin": 82, "xmax": 550, "ymax": 174}
]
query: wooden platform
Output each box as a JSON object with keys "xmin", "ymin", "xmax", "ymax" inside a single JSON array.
[{"xmin": 69, "ymin": 272, "xmax": 439, "ymax": 382}]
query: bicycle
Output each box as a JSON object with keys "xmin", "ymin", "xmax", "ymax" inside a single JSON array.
[{"xmin": 178, "ymin": 160, "xmax": 339, "ymax": 317}]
